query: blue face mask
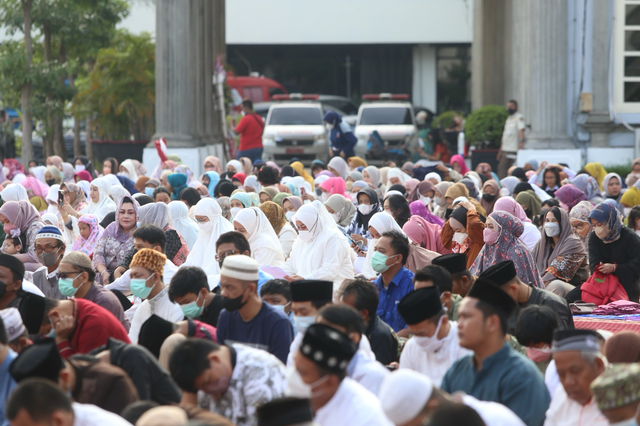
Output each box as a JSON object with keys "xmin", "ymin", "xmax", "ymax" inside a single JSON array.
[
  {"xmin": 130, "ymin": 273, "xmax": 155, "ymax": 299},
  {"xmin": 58, "ymin": 276, "xmax": 80, "ymax": 297},
  {"xmin": 294, "ymin": 316, "xmax": 316, "ymax": 334},
  {"xmin": 180, "ymin": 293, "xmax": 205, "ymax": 319},
  {"xmin": 371, "ymin": 251, "xmax": 397, "ymax": 273},
  {"xmin": 145, "ymin": 187, "xmax": 155, "ymax": 197}
]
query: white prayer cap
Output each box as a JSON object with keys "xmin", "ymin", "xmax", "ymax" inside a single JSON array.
[
  {"xmin": 0, "ymin": 307, "xmax": 26, "ymax": 341},
  {"xmin": 379, "ymin": 369, "xmax": 434, "ymax": 425},
  {"xmin": 220, "ymin": 254, "xmax": 259, "ymax": 282}
]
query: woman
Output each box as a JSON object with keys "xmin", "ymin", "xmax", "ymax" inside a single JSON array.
[
  {"xmin": 621, "ymin": 185, "xmax": 640, "ymax": 218},
  {"xmin": 516, "ymin": 190, "xmax": 542, "ymax": 220},
  {"xmin": 493, "ymin": 197, "xmax": 541, "ymax": 250},
  {"xmin": 386, "ymin": 168, "xmax": 411, "ymax": 187},
  {"xmin": 203, "ymin": 156, "xmax": 223, "ymax": 174},
  {"xmin": 327, "ymin": 157, "xmax": 350, "ymax": 181},
  {"xmin": 259, "ymin": 187, "xmax": 279, "ymax": 204},
  {"xmin": 324, "ymin": 194, "xmax": 357, "ymax": 227},
  {"xmin": 480, "ymin": 180, "xmax": 501, "ymax": 215},
  {"xmin": 602, "ymin": 172, "xmax": 625, "ymax": 210},
  {"xmin": 232, "ymin": 173, "xmax": 246, "ymax": 188},
  {"xmin": 347, "ymin": 188, "xmax": 382, "ymax": 240},
  {"xmin": 92, "ymin": 196, "xmax": 138, "ymax": 284},
  {"xmin": 570, "ymin": 174, "xmax": 603, "ymax": 204},
  {"xmin": 61, "ymin": 163, "xmax": 75, "ymax": 183},
  {"xmin": 319, "ymin": 177, "xmax": 349, "ymax": 200},
  {"xmin": 136, "ymin": 202, "xmax": 189, "ymax": 266},
  {"xmin": 20, "ymin": 177, "xmax": 49, "ymax": 201},
  {"xmin": 70, "ymin": 215, "xmax": 103, "ymax": 258},
  {"xmin": 440, "ymin": 200, "xmax": 485, "ymax": 269},
  {"xmin": 239, "ymin": 157, "xmax": 253, "ymax": 176},
  {"xmin": 403, "ymin": 215, "xmax": 450, "ymax": 254},
  {"xmin": 571, "ymin": 203, "xmax": 640, "ymax": 302},
  {"xmin": 119, "ymin": 160, "xmax": 139, "ymax": 182},
  {"xmin": 324, "ymin": 111, "xmax": 357, "ymax": 158},
  {"xmin": 569, "ymin": 201, "xmax": 594, "ymax": 251},
  {"xmin": 407, "ymin": 181, "xmax": 435, "ymax": 205},
  {"xmin": 102, "ymin": 157, "xmax": 119, "ymax": 176},
  {"xmin": 449, "ymin": 154, "xmax": 469, "ymax": 176},
  {"xmin": 404, "ymin": 178, "xmax": 420, "ymax": 195},
  {"xmin": 44, "ymin": 166, "xmax": 63, "ymax": 186},
  {"xmin": 282, "ymin": 196, "xmax": 303, "ymax": 222},
  {"xmin": 290, "ymin": 161, "xmax": 314, "ymax": 187},
  {"xmin": 532, "ymin": 207, "xmax": 589, "ymax": 297},
  {"xmin": 555, "ymin": 184, "xmax": 587, "ymax": 212},
  {"xmin": 167, "ymin": 201, "xmax": 198, "ymax": 251},
  {"xmin": 363, "ymin": 166, "xmax": 385, "ymax": 196},
  {"xmin": 184, "ymin": 198, "xmax": 234, "ymax": 276},
  {"xmin": 1, "ymin": 184, "xmax": 29, "ymax": 203},
  {"xmin": 584, "ymin": 162, "xmax": 607, "ymax": 190},
  {"xmin": 230, "ymin": 192, "xmax": 252, "ymax": 218},
  {"xmin": 383, "ymin": 194, "xmax": 412, "ymax": 228},
  {"xmin": 0, "ymin": 200, "xmax": 45, "ymax": 270},
  {"xmin": 282, "ymin": 200, "xmax": 354, "ymax": 292},
  {"xmin": 225, "ymin": 160, "xmax": 242, "ymax": 175},
  {"xmin": 348, "ymin": 156, "xmax": 367, "ymax": 170},
  {"xmin": 76, "ymin": 177, "xmax": 116, "ymax": 222},
  {"xmin": 233, "ymin": 207, "xmax": 285, "ymax": 267},
  {"xmin": 216, "ymin": 196, "xmax": 232, "ymax": 221},
  {"xmin": 202, "ymin": 172, "xmax": 220, "ymax": 198},
  {"xmin": 444, "ymin": 183, "xmax": 486, "ymax": 216},
  {"xmin": 59, "ymin": 182, "xmax": 88, "ymax": 216},
  {"xmin": 244, "ymin": 175, "xmax": 262, "ymax": 193},
  {"xmin": 628, "ymin": 206, "xmax": 640, "ymax": 237},
  {"xmin": 538, "ymin": 166, "xmax": 562, "ymax": 198},
  {"xmin": 259, "ymin": 201, "xmax": 297, "ymax": 259},
  {"xmin": 73, "ymin": 156, "xmax": 96, "ymax": 179},
  {"xmin": 500, "ymin": 176, "xmax": 520, "ymax": 197},
  {"xmin": 409, "ymin": 201, "xmax": 444, "ymax": 227},
  {"xmin": 167, "ymin": 173, "xmax": 188, "ymax": 201},
  {"xmin": 471, "ymin": 211, "xmax": 544, "ymax": 288},
  {"xmin": 433, "ymin": 181, "xmax": 453, "ymax": 219}
]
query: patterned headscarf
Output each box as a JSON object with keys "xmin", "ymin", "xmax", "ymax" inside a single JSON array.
[
  {"xmin": 555, "ymin": 184, "xmax": 588, "ymax": 210},
  {"xmin": 589, "ymin": 202, "xmax": 623, "ymax": 242},
  {"xmin": 569, "ymin": 200, "xmax": 594, "ymax": 223},
  {"xmin": 70, "ymin": 215, "xmax": 103, "ymax": 256},
  {"xmin": 131, "ymin": 248, "xmax": 166, "ymax": 276},
  {"xmin": 259, "ymin": 201, "xmax": 287, "ymax": 235}
]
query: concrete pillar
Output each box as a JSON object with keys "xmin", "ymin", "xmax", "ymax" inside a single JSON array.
[
  {"xmin": 154, "ymin": 0, "xmax": 226, "ymax": 148},
  {"xmin": 412, "ymin": 44, "xmax": 437, "ymax": 112}
]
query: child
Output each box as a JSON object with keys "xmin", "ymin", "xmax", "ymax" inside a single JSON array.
[
  {"xmin": 3, "ymin": 236, "xmax": 22, "ymax": 255},
  {"xmin": 70, "ymin": 215, "xmax": 103, "ymax": 258}
]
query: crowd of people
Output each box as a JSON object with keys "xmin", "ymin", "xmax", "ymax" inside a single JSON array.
[{"xmin": 1, "ymin": 150, "xmax": 640, "ymax": 426}]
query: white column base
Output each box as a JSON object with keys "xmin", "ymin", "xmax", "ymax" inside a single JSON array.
[{"xmin": 142, "ymin": 144, "xmax": 227, "ymax": 180}]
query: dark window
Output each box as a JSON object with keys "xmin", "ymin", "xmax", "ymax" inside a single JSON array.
[
  {"xmin": 626, "ymin": 5, "xmax": 640, "ymax": 26},
  {"xmin": 625, "ymin": 30, "xmax": 640, "ymax": 51},
  {"xmin": 268, "ymin": 108, "xmax": 322, "ymax": 125},
  {"xmin": 625, "ymin": 82, "xmax": 640, "ymax": 102},
  {"xmin": 322, "ymin": 100, "xmax": 358, "ymax": 115},
  {"xmin": 268, "ymin": 87, "xmax": 285, "ymax": 98},
  {"xmin": 625, "ymin": 57, "xmax": 640, "ymax": 77},
  {"xmin": 242, "ymin": 87, "xmax": 264, "ymax": 102},
  {"xmin": 359, "ymin": 107, "xmax": 412, "ymax": 125}
]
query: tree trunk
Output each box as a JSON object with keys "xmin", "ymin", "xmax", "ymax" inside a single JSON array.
[
  {"xmin": 85, "ymin": 115, "xmax": 93, "ymax": 161},
  {"xmin": 52, "ymin": 39, "xmax": 66, "ymax": 160},
  {"xmin": 43, "ymin": 20, "xmax": 54, "ymax": 160},
  {"xmin": 20, "ymin": 0, "xmax": 33, "ymax": 167},
  {"xmin": 68, "ymin": 73, "xmax": 81, "ymax": 157}
]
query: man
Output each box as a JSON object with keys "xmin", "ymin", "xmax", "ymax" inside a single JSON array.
[
  {"xmin": 6, "ymin": 378, "xmax": 131, "ymax": 426},
  {"xmin": 92, "ymin": 337, "xmax": 182, "ymax": 405},
  {"xmin": 260, "ymin": 279, "xmax": 296, "ymax": 334},
  {"xmin": 128, "ymin": 248, "xmax": 183, "ymax": 343},
  {"xmin": 514, "ymin": 305, "xmax": 559, "ymax": 374},
  {"xmin": 591, "ymin": 363, "xmax": 640, "ymax": 426},
  {"xmin": 57, "ymin": 251, "xmax": 129, "ymax": 331},
  {"xmin": 397, "ymin": 287, "xmax": 470, "ymax": 386},
  {"xmin": 497, "ymin": 99, "xmax": 526, "ymax": 178},
  {"xmin": 413, "ymin": 265, "xmax": 462, "ymax": 321},
  {"xmin": 9, "ymin": 339, "xmax": 139, "ymax": 415},
  {"xmin": 18, "ymin": 293, "xmax": 130, "ymax": 358},
  {"xmin": 293, "ymin": 323, "xmax": 391, "ymax": 426},
  {"xmin": 379, "ymin": 369, "xmax": 525, "ymax": 426},
  {"xmin": 256, "ymin": 398, "xmax": 316, "ymax": 426},
  {"xmin": 169, "ymin": 338, "xmax": 286, "ymax": 426},
  {"xmin": 234, "ymin": 99, "xmax": 265, "ymax": 163},
  {"xmin": 169, "ymin": 265, "xmax": 224, "ymax": 327},
  {"xmin": 0, "ymin": 308, "xmax": 29, "ymax": 354},
  {"xmin": 431, "ymin": 253, "xmax": 474, "ymax": 298},
  {"xmin": 216, "ymin": 255, "xmax": 294, "ymax": 364},
  {"xmin": 316, "ymin": 304, "xmax": 389, "ymax": 395},
  {"xmin": 480, "ymin": 260, "xmax": 574, "ymax": 330},
  {"xmin": 544, "ymin": 329, "xmax": 608, "ymax": 426},
  {"xmin": 30, "ymin": 226, "xmax": 67, "ymax": 299},
  {"xmin": 440, "ymin": 278, "xmax": 550, "ymax": 426},
  {"xmin": 215, "ymin": 231, "xmax": 274, "ymax": 291},
  {"xmin": 0, "ymin": 315, "xmax": 16, "ymax": 426},
  {"xmin": 374, "ymin": 231, "xmax": 414, "ymax": 335},
  {"xmin": 286, "ymin": 280, "xmax": 334, "ymax": 367},
  {"xmin": 0, "ymin": 254, "xmax": 34, "ymax": 311},
  {"xmin": 339, "ymin": 278, "xmax": 399, "ymax": 365}
]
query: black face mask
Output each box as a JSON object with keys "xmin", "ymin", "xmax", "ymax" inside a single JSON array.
[
  {"xmin": 482, "ymin": 193, "xmax": 496, "ymax": 203},
  {"xmin": 507, "ymin": 108, "xmax": 516, "ymax": 115},
  {"xmin": 46, "ymin": 179, "xmax": 56, "ymax": 186},
  {"xmin": 222, "ymin": 292, "xmax": 247, "ymax": 311},
  {"xmin": 0, "ymin": 281, "xmax": 7, "ymax": 298}
]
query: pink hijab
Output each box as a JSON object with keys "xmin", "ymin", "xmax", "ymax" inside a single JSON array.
[
  {"xmin": 403, "ymin": 215, "xmax": 451, "ymax": 254},
  {"xmin": 20, "ymin": 177, "xmax": 49, "ymax": 199},
  {"xmin": 450, "ymin": 155, "xmax": 469, "ymax": 175},
  {"xmin": 0, "ymin": 200, "xmax": 43, "ymax": 235},
  {"xmin": 493, "ymin": 196, "xmax": 531, "ymax": 223},
  {"xmin": 320, "ymin": 177, "xmax": 349, "ymax": 197},
  {"xmin": 409, "ymin": 200, "xmax": 444, "ymax": 227},
  {"xmin": 405, "ymin": 179, "xmax": 420, "ymax": 194},
  {"xmin": 283, "ymin": 196, "xmax": 303, "ymax": 212},
  {"xmin": 70, "ymin": 214, "xmax": 104, "ymax": 256}
]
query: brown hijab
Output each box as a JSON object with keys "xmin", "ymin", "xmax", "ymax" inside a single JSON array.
[
  {"xmin": 480, "ymin": 180, "xmax": 501, "ymax": 215},
  {"xmin": 259, "ymin": 201, "xmax": 287, "ymax": 235}
]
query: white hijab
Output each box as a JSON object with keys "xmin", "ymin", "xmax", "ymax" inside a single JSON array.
[
  {"xmin": 226, "ymin": 160, "xmax": 243, "ymax": 174},
  {"xmin": 120, "ymin": 159, "xmax": 139, "ymax": 182},
  {"xmin": 168, "ymin": 201, "xmax": 198, "ymax": 250},
  {"xmin": 1, "ymin": 184, "xmax": 29, "ymax": 202},
  {"xmin": 184, "ymin": 198, "xmax": 234, "ymax": 276},
  {"xmin": 362, "ymin": 212, "xmax": 407, "ymax": 278},
  {"xmin": 45, "ymin": 184, "xmax": 61, "ymax": 220},
  {"xmin": 244, "ymin": 175, "xmax": 262, "ymax": 193},
  {"xmin": 386, "ymin": 167, "xmax": 411, "ymax": 187},
  {"xmin": 328, "ymin": 157, "xmax": 349, "ymax": 180},
  {"xmin": 234, "ymin": 207, "xmax": 285, "ymax": 267},
  {"xmin": 30, "ymin": 166, "xmax": 46, "ymax": 183},
  {"xmin": 79, "ymin": 177, "xmax": 117, "ymax": 222},
  {"xmin": 110, "ymin": 185, "xmax": 131, "ymax": 207}
]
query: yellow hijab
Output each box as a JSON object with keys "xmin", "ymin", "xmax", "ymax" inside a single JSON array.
[
  {"xmin": 291, "ymin": 161, "xmax": 314, "ymax": 186},
  {"xmin": 584, "ymin": 162, "xmax": 607, "ymax": 190},
  {"xmin": 622, "ymin": 186, "xmax": 640, "ymax": 207}
]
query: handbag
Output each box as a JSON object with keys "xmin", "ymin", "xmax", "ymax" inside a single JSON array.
[{"xmin": 581, "ymin": 270, "xmax": 628, "ymax": 306}]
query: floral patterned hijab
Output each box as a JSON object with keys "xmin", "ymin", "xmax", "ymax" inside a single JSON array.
[{"xmin": 71, "ymin": 214, "xmax": 103, "ymax": 256}]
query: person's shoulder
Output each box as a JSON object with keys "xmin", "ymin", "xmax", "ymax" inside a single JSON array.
[
  {"xmin": 502, "ymin": 347, "xmax": 545, "ymax": 378},
  {"xmin": 72, "ymin": 402, "xmax": 131, "ymax": 426},
  {"xmin": 234, "ymin": 344, "xmax": 285, "ymax": 371},
  {"xmin": 446, "ymin": 353, "xmax": 473, "ymax": 374},
  {"xmin": 260, "ymin": 301, "xmax": 288, "ymax": 321}
]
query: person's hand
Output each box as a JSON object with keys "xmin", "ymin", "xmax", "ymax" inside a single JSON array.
[
  {"xmin": 351, "ymin": 234, "xmax": 366, "ymax": 244},
  {"xmin": 435, "ymin": 164, "xmax": 448, "ymax": 173},
  {"xmin": 459, "ymin": 200, "xmax": 475, "ymax": 211},
  {"xmin": 284, "ymin": 275, "xmax": 305, "ymax": 282},
  {"xmin": 519, "ymin": 140, "xmax": 526, "ymax": 150},
  {"xmin": 496, "ymin": 150, "xmax": 502, "ymax": 161},
  {"xmin": 113, "ymin": 266, "xmax": 126, "ymax": 279},
  {"xmin": 100, "ymin": 270, "xmax": 110, "ymax": 283},
  {"xmin": 538, "ymin": 161, "xmax": 548, "ymax": 173},
  {"xmin": 598, "ymin": 263, "xmax": 616, "ymax": 274},
  {"xmin": 301, "ymin": 193, "xmax": 315, "ymax": 202},
  {"xmin": 52, "ymin": 315, "xmax": 76, "ymax": 343}
]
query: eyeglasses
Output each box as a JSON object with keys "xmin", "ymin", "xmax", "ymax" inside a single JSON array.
[
  {"xmin": 572, "ymin": 223, "xmax": 587, "ymax": 231},
  {"xmin": 58, "ymin": 271, "xmax": 82, "ymax": 280},
  {"xmin": 34, "ymin": 244, "xmax": 61, "ymax": 253},
  {"xmin": 215, "ymin": 250, "xmax": 238, "ymax": 262}
]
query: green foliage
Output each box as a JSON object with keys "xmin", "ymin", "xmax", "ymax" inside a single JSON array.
[
  {"xmin": 604, "ymin": 163, "xmax": 633, "ymax": 179},
  {"xmin": 74, "ymin": 30, "xmax": 155, "ymax": 141},
  {"xmin": 433, "ymin": 110, "xmax": 464, "ymax": 130},
  {"xmin": 465, "ymin": 105, "xmax": 509, "ymax": 149}
]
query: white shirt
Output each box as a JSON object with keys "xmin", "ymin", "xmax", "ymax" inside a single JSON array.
[
  {"xmin": 521, "ymin": 222, "xmax": 542, "ymax": 251},
  {"xmin": 543, "ymin": 385, "xmax": 608, "ymax": 426},
  {"xmin": 287, "ymin": 333, "xmax": 376, "ymax": 368},
  {"xmin": 21, "ymin": 280, "xmax": 44, "ymax": 297},
  {"xmin": 545, "ymin": 360, "xmax": 561, "ymax": 400},
  {"xmin": 501, "ymin": 112, "xmax": 525, "ymax": 152},
  {"xmin": 128, "ymin": 286, "xmax": 183, "ymax": 343},
  {"xmin": 398, "ymin": 322, "xmax": 471, "ymax": 387},
  {"xmin": 461, "ymin": 395, "xmax": 526, "ymax": 426},
  {"xmin": 278, "ymin": 223, "xmax": 297, "ymax": 259},
  {"xmin": 72, "ymin": 402, "xmax": 132, "ymax": 426},
  {"xmin": 347, "ymin": 352, "xmax": 389, "ymax": 396},
  {"xmin": 314, "ymin": 378, "xmax": 393, "ymax": 426}
]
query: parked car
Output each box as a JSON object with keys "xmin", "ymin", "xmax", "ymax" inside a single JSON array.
[{"xmin": 227, "ymin": 73, "xmax": 288, "ymax": 104}]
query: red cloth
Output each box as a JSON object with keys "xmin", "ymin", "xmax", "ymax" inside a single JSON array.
[
  {"xmin": 575, "ymin": 318, "xmax": 640, "ymax": 333},
  {"xmin": 581, "ymin": 271, "xmax": 629, "ymax": 306},
  {"xmin": 57, "ymin": 299, "xmax": 131, "ymax": 359},
  {"xmin": 234, "ymin": 113, "xmax": 264, "ymax": 151}
]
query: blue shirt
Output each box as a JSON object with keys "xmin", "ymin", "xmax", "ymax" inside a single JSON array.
[
  {"xmin": 0, "ymin": 350, "xmax": 17, "ymax": 426},
  {"xmin": 257, "ymin": 270, "xmax": 274, "ymax": 293},
  {"xmin": 375, "ymin": 267, "xmax": 415, "ymax": 332},
  {"xmin": 440, "ymin": 343, "xmax": 550, "ymax": 426},
  {"xmin": 217, "ymin": 301, "xmax": 294, "ymax": 364}
]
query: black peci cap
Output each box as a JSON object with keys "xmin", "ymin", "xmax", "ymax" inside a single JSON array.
[
  {"xmin": 467, "ymin": 277, "xmax": 517, "ymax": 317},
  {"xmin": 257, "ymin": 397, "xmax": 313, "ymax": 426},
  {"xmin": 432, "ymin": 253, "xmax": 468, "ymax": 274},
  {"xmin": 397, "ymin": 288, "xmax": 443, "ymax": 325},
  {"xmin": 478, "ymin": 260, "xmax": 517, "ymax": 286},
  {"xmin": 290, "ymin": 280, "xmax": 333, "ymax": 302},
  {"xmin": 299, "ymin": 323, "xmax": 357, "ymax": 374}
]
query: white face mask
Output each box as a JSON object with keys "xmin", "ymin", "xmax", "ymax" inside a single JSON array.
[
  {"xmin": 325, "ymin": 123, "xmax": 333, "ymax": 132},
  {"xmin": 285, "ymin": 211, "xmax": 296, "ymax": 221},
  {"xmin": 293, "ymin": 315, "xmax": 316, "ymax": 334},
  {"xmin": 635, "ymin": 229, "xmax": 640, "ymax": 237},
  {"xmin": 594, "ymin": 225, "xmax": 609, "ymax": 240},
  {"xmin": 330, "ymin": 213, "xmax": 340, "ymax": 223},
  {"xmin": 298, "ymin": 230, "xmax": 313, "ymax": 242},
  {"xmin": 198, "ymin": 221, "xmax": 213, "ymax": 233},
  {"xmin": 420, "ymin": 195, "xmax": 431, "ymax": 206},
  {"xmin": 412, "ymin": 315, "xmax": 446, "ymax": 353},
  {"xmin": 285, "ymin": 368, "xmax": 311, "ymax": 398},
  {"xmin": 625, "ymin": 207, "xmax": 632, "ymax": 217},
  {"xmin": 358, "ymin": 204, "xmax": 372, "ymax": 215},
  {"xmin": 119, "ymin": 171, "xmax": 129, "ymax": 178},
  {"xmin": 270, "ymin": 303, "xmax": 289, "ymax": 315},
  {"xmin": 453, "ymin": 232, "xmax": 468, "ymax": 245},
  {"xmin": 500, "ymin": 187, "xmax": 510, "ymax": 197},
  {"xmin": 434, "ymin": 196, "xmax": 446, "ymax": 207},
  {"xmin": 544, "ymin": 222, "xmax": 560, "ymax": 237},
  {"xmin": 230, "ymin": 207, "xmax": 242, "ymax": 219},
  {"xmin": 319, "ymin": 192, "xmax": 329, "ymax": 202},
  {"xmin": 75, "ymin": 164, "xmax": 85, "ymax": 172}
]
